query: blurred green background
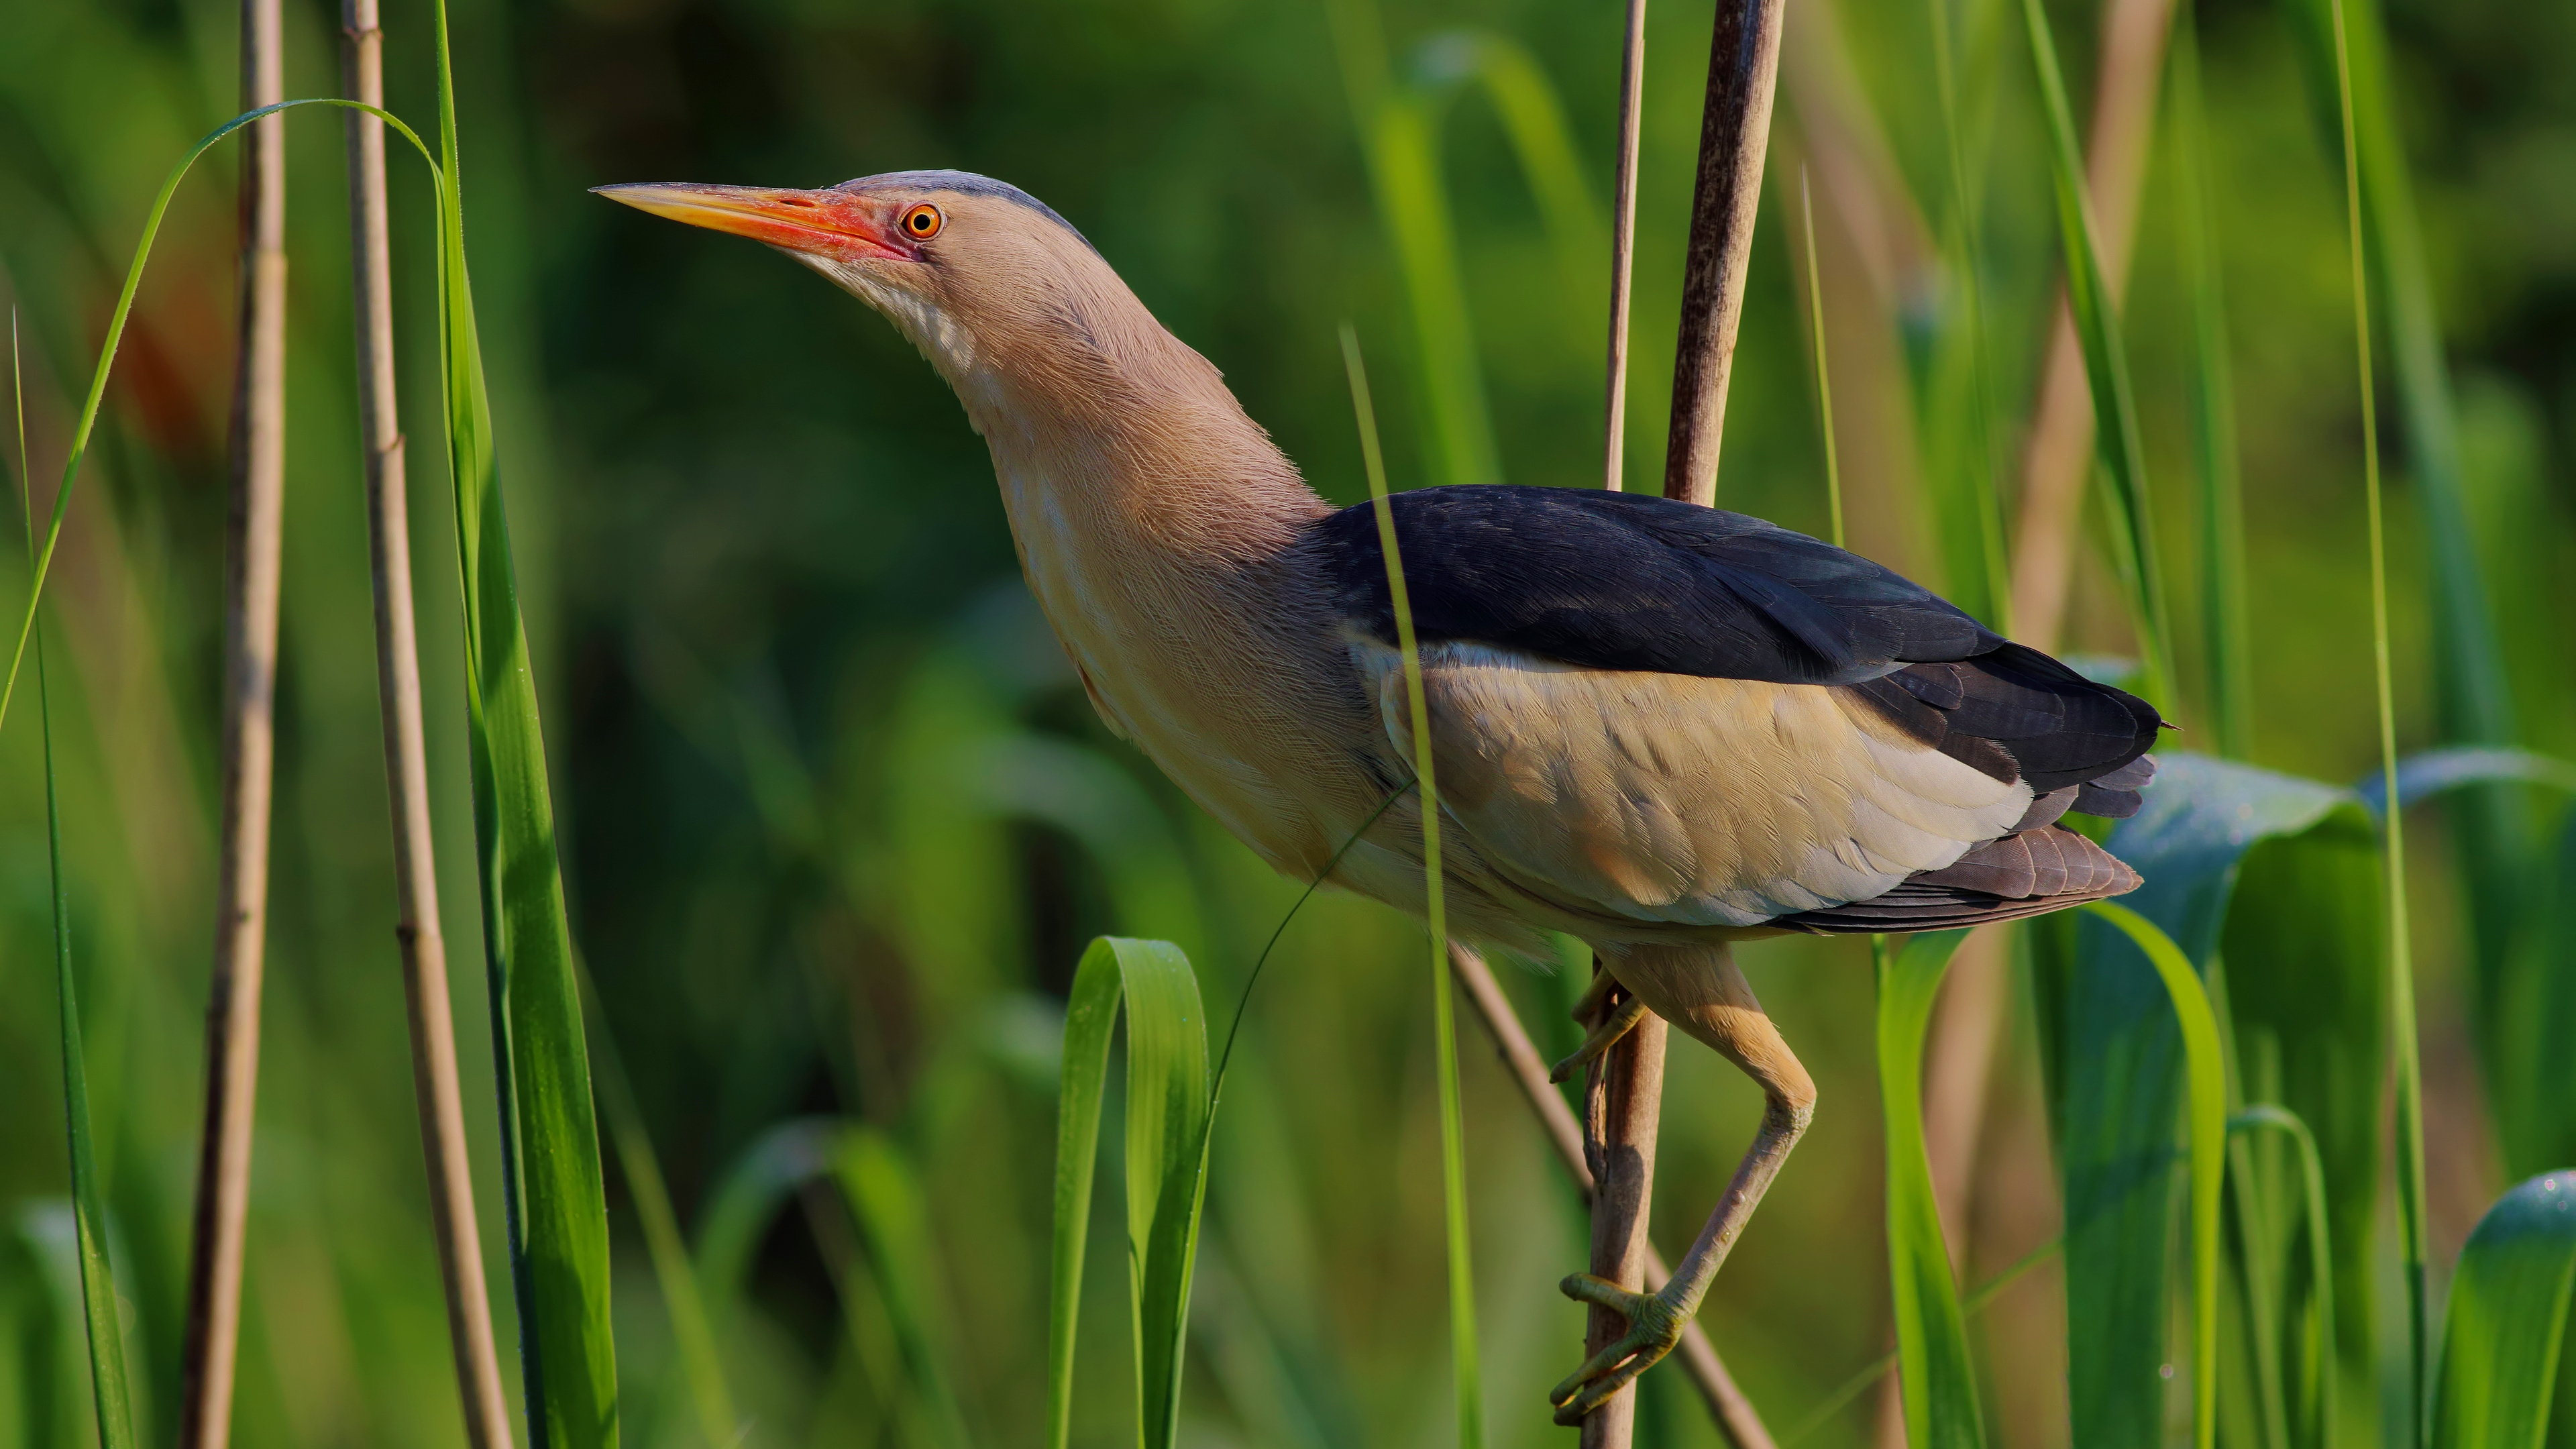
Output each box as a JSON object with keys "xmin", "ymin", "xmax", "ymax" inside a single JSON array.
[{"xmin": 0, "ymin": 0, "xmax": 2569, "ymax": 1441}]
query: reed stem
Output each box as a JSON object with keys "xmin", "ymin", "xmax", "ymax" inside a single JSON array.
[
  {"xmin": 1448, "ymin": 945, "xmax": 1778, "ymax": 1449},
  {"xmin": 178, "ymin": 0, "xmax": 286, "ymax": 1441},
  {"xmin": 1600, "ymin": 0, "xmax": 1647, "ymax": 494},
  {"xmin": 340, "ymin": 0, "xmax": 517, "ymax": 1440}
]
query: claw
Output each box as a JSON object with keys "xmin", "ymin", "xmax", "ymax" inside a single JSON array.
[
  {"xmin": 1549, "ymin": 1273, "xmax": 1688, "ymax": 1424},
  {"xmin": 1548, "ymin": 994, "xmax": 1649, "ymax": 1083}
]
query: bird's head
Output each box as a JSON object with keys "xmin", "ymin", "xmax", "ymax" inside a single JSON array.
[{"xmin": 596, "ymin": 170, "xmax": 1159, "ymax": 415}]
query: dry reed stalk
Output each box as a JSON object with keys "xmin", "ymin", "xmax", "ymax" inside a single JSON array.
[
  {"xmin": 1663, "ymin": 0, "xmax": 1792, "ymax": 505},
  {"xmin": 340, "ymin": 1, "xmax": 517, "ymax": 1442},
  {"xmin": 2004, "ymin": 0, "xmax": 2180, "ymax": 647},
  {"xmin": 1448, "ymin": 945, "xmax": 1778, "ymax": 1449},
  {"xmin": 1582, "ymin": 979, "xmax": 1668, "ymax": 1449},
  {"xmin": 178, "ymin": 0, "xmax": 285, "ymax": 1442},
  {"xmin": 1600, "ymin": 0, "xmax": 1649, "ymax": 495}
]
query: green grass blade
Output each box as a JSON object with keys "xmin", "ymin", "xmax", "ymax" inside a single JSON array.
[
  {"xmin": 1344, "ymin": 325, "xmax": 1482, "ymax": 1448},
  {"xmin": 2170, "ymin": 5, "xmax": 2253, "ymax": 759},
  {"xmin": 2084, "ymin": 902, "xmax": 2225, "ymax": 1449},
  {"xmin": 2017, "ymin": 0, "xmax": 2171, "ymax": 707},
  {"xmin": 2357, "ymin": 749, "xmax": 2576, "ymax": 817},
  {"xmin": 1409, "ymin": 31, "xmax": 1604, "ymax": 304},
  {"xmin": 427, "ymin": 0, "xmax": 619, "ymax": 1438},
  {"xmin": 1799, "ymin": 171, "xmax": 1845, "ymax": 551},
  {"xmin": 578, "ymin": 970, "xmax": 736, "ymax": 1448},
  {"xmin": 2232, "ymin": 1104, "xmax": 2338, "ymax": 1449},
  {"xmin": 1876, "ymin": 928, "xmax": 1987, "ymax": 1449},
  {"xmin": 2433, "ymin": 1173, "xmax": 2576, "ymax": 1449},
  {"xmin": 16, "ymin": 313, "xmax": 133, "ymax": 1449},
  {"xmin": 2318, "ymin": 0, "xmax": 2426, "ymax": 1434},
  {"xmin": 1047, "ymin": 937, "xmax": 1216, "ymax": 1449},
  {"xmin": 1046, "ymin": 943, "xmax": 1120, "ymax": 1449},
  {"xmin": 830, "ymin": 1130, "xmax": 971, "ymax": 1449}
]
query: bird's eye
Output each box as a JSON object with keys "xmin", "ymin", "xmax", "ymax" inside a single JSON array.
[{"xmin": 900, "ymin": 203, "xmax": 943, "ymax": 239}]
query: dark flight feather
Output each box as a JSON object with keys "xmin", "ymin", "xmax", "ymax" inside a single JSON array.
[{"xmin": 1305, "ymin": 485, "xmax": 2162, "ymax": 797}]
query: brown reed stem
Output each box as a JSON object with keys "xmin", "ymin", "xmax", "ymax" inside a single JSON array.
[
  {"xmin": 178, "ymin": 0, "xmax": 285, "ymax": 1442},
  {"xmin": 1662, "ymin": 0, "xmax": 1790, "ymax": 505},
  {"xmin": 1448, "ymin": 945, "xmax": 1778, "ymax": 1449},
  {"xmin": 341, "ymin": 1, "xmax": 518, "ymax": 1442}
]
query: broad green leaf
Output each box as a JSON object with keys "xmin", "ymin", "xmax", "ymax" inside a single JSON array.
[
  {"xmin": 2434, "ymin": 1173, "xmax": 2576, "ymax": 1449},
  {"xmin": 1047, "ymin": 937, "xmax": 1214, "ymax": 1449},
  {"xmin": 2016, "ymin": 0, "xmax": 2171, "ymax": 707},
  {"xmin": 1876, "ymin": 930, "xmax": 1985, "ymax": 1449},
  {"xmin": 429, "ymin": 0, "xmax": 619, "ymax": 1438},
  {"xmin": 2355, "ymin": 747, "xmax": 2576, "ymax": 818},
  {"xmin": 2045, "ymin": 755, "xmax": 2377, "ymax": 1449}
]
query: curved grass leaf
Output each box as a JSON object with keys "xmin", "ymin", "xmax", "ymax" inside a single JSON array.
[
  {"xmin": 830, "ymin": 1130, "xmax": 971, "ymax": 1449},
  {"xmin": 2355, "ymin": 747, "xmax": 2576, "ymax": 818},
  {"xmin": 1046, "ymin": 937, "xmax": 1214, "ymax": 1449},
  {"xmin": 2044, "ymin": 756, "xmax": 2377, "ymax": 1449},
  {"xmin": 2434, "ymin": 1173, "xmax": 2576, "ymax": 1449},
  {"xmin": 1876, "ymin": 929, "xmax": 1986, "ymax": 1449},
  {"xmin": 15, "ymin": 319, "xmax": 131, "ymax": 1449},
  {"xmin": 2015, "ymin": 0, "xmax": 2171, "ymax": 706},
  {"xmin": 2083, "ymin": 902, "xmax": 2227, "ymax": 1449},
  {"xmin": 2231, "ymin": 1104, "xmax": 2338, "ymax": 1449}
]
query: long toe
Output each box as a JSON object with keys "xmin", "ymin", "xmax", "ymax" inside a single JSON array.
[{"xmin": 1550, "ymin": 1275, "xmax": 1686, "ymax": 1422}]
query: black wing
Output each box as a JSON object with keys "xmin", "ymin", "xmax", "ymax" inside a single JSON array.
[{"xmin": 1303, "ymin": 484, "xmax": 2163, "ymax": 802}]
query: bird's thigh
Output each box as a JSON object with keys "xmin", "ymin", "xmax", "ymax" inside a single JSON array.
[{"xmin": 1605, "ymin": 944, "xmax": 1815, "ymax": 1113}]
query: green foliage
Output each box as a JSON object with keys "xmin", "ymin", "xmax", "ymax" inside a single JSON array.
[
  {"xmin": 427, "ymin": 0, "xmax": 619, "ymax": 1434},
  {"xmin": 2016, "ymin": 0, "xmax": 2170, "ymax": 707},
  {"xmin": 1875, "ymin": 930, "xmax": 1985, "ymax": 1449},
  {"xmin": 1047, "ymin": 936, "xmax": 1213, "ymax": 1449},
  {"xmin": 2435, "ymin": 1173, "xmax": 2576, "ymax": 1449}
]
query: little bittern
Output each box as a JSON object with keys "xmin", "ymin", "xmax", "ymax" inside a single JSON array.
[{"xmin": 599, "ymin": 170, "xmax": 2160, "ymax": 1417}]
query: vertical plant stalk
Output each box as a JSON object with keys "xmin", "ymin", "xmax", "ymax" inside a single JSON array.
[
  {"xmin": 1920, "ymin": 0, "xmax": 2011, "ymax": 631},
  {"xmin": 2326, "ymin": 0, "xmax": 2425, "ymax": 1435},
  {"xmin": 1446, "ymin": 945, "xmax": 1776, "ymax": 1449},
  {"xmin": 1797, "ymin": 171, "xmax": 1844, "ymax": 550},
  {"xmin": 1342, "ymin": 327, "xmax": 1483, "ymax": 1449},
  {"xmin": 1582, "ymin": 988, "xmax": 1670, "ymax": 1449},
  {"xmin": 2003, "ymin": 0, "xmax": 2178, "ymax": 649},
  {"xmin": 340, "ymin": 2, "xmax": 516, "ymax": 1442},
  {"xmin": 1600, "ymin": 0, "xmax": 1648, "ymax": 494},
  {"xmin": 1661, "ymin": 0, "xmax": 1788, "ymax": 503},
  {"xmin": 178, "ymin": 1, "xmax": 286, "ymax": 1443}
]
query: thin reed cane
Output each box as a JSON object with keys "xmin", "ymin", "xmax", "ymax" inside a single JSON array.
[
  {"xmin": 1584, "ymin": 0, "xmax": 1660, "ymax": 1439},
  {"xmin": 1600, "ymin": 0, "xmax": 1648, "ymax": 495},
  {"xmin": 341, "ymin": 0, "xmax": 517, "ymax": 1440},
  {"xmin": 178, "ymin": 0, "xmax": 286, "ymax": 1442}
]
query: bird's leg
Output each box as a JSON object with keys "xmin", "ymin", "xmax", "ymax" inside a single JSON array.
[
  {"xmin": 1549, "ymin": 945, "xmax": 1816, "ymax": 1424},
  {"xmin": 1550, "ymin": 971, "xmax": 1651, "ymax": 1084}
]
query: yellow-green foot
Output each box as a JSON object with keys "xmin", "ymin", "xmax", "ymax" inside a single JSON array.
[
  {"xmin": 1549, "ymin": 993, "xmax": 1648, "ymax": 1084},
  {"xmin": 1550, "ymin": 1274, "xmax": 1687, "ymax": 1424}
]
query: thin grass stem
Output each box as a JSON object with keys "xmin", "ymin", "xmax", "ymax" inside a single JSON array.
[
  {"xmin": 2171, "ymin": 5, "xmax": 2252, "ymax": 758},
  {"xmin": 1342, "ymin": 325, "xmax": 1482, "ymax": 1449},
  {"xmin": 1601, "ymin": 0, "xmax": 1647, "ymax": 493},
  {"xmin": 2326, "ymin": 0, "xmax": 2425, "ymax": 1436},
  {"xmin": 1922, "ymin": 0, "xmax": 2012, "ymax": 631},
  {"xmin": 1781, "ymin": 1234, "xmax": 2063, "ymax": 1446},
  {"xmin": 338, "ymin": 3, "xmax": 515, "ymax": 1438},
  {"xmin": 1798, "ymin": 170, "xmax": 1843, "ymax": 550},
  {"xmin": 178, "ymin": 0, "xmax": 289, "ymax": 1434}
]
